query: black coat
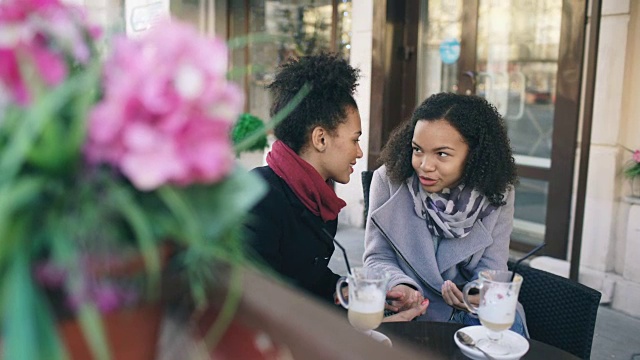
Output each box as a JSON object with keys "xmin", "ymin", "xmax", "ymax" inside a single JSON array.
[{"xmin": 244, "ymin": 166, "xmax": 340, "ymax": 303}]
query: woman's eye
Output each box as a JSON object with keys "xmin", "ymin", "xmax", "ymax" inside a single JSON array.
[
  {"xmin": 412, "ymin": 146, "xmax": 421, "ymax": 153},
  {"xmin": 438, "ymin": 152, "xmax": 450, "ymax": 157}
]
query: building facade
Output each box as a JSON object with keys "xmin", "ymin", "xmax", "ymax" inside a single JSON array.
[
  {"xmin": 335, "ymin": 0, "xmax": 640, "ymax": 318},
  {"xmin": 81, "ymin": 0, "xmax": 639, "ymax": 317}
]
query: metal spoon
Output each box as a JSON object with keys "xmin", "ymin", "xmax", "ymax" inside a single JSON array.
[{"xmin": 456, "ymin": 331, "xmax": 496, "ymax": 360}]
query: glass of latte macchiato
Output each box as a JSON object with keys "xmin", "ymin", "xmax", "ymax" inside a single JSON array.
[
  {"xmin": 335, "ymin": 267, "xmax": 389, "ymax": 332},
  {"xmin": 462, "ymin": 270, "xmax": 523, "ymax": 355}
]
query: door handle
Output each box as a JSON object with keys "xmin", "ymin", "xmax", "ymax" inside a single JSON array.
[
  {"xmin": 506, "ymin": 71, "xmax": 526, "ymax": 121},
  {"xmin": 476, "ymin": 71, "xmax": 494, "ymax": 97}
]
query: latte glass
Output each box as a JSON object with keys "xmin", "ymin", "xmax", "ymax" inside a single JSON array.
[
  {"xmin": 463, "ymin": 270, "xmax": 523, "ymax": 355},
  {"xmin": 336, "ymin": 267, "xmax": 388, "ymax": 332}
]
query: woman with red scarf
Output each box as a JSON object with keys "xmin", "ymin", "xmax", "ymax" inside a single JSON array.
[{"xmin": 244, "ymin": 54, "xmax": 427, "ymax": 321}]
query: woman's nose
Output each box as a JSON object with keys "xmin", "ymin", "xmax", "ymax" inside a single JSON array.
[
  {"xmin": 420, "ymin": 155, "xmax": 435, "ymax": 171},
  {"xmin": 356, "ymin": 143, "xmax": 363, "ymax": 158}
]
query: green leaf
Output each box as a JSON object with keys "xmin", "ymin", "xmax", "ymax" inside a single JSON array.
[
  {"xmin": 157, "ymin": 186, "xmax": 204, "ymax": 246},
  {"xmin": 201, "ymin": 264, "xmax": 243, "ymax": 349},
  {"xmin": 0, "ymin": 66, "xmax": 98, "ymax": 183},
  {"xmin": 624, "ymin": 164, "xmax": 640, "ymax": 178},
  {"xmin": 153, "ymin": 169, "xmax": 266, "ymax": 306},
  {"xmin": 1, "ymin": 237, "xmax": 65, "ymax": 360},
  {"xmin": 109, "ymin": 184, "xmax": 161, "ymax": 297},
  {"xmin": 2, "ymin": 245, "xmax": 38, "ymax": 360},
  {"xmin": 0, "ymin": 99, "xmax": 53, "ymax": 183},
  {"xmin": 25, "ymin": 61, "xmax": 101, "ymax": 173},
  {"xmin": 0, "ymin": 178, "xmax": 47, "ymax": 270},
  {"xmin": 76, "ymin": 304, "xmax": 111, "ymax": 360},
  {"xmin": 45, "ymin": 232, "xmax": 111, "ymax": 360},
  {"xmin": 33, "ymin": 289, "xmax": 69, "ymax": 360},
  {"xmin": 176, "ymin": 168, "xmax": 267, "ymax": 246}
]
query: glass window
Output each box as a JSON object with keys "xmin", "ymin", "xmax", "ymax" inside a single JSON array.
[
  {"xmin": 229, "ymin": 0, "xmax": 352, "ymax": 118},
  {"xmin": 513, "ymin": 177, "xmax": 549, "ymax": 245}
]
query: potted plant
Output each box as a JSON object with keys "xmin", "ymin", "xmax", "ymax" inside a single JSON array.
[
  {"xmin": 0, "ymin": 3, "xmax": 445, "ymax": 360},
  {"xmin": 230, "ymin": 113, "xmax": 270, "ymax": 169},
  {"xmin": 231, "ymin": 113, "xmax": 269, "ymax": 155},
  {"xmin": 0, "ymin": 1, "xmax": 287, "ymax": 358},
  {"xmin": 623, "ymin": 148, "xmax": 640, "ymax": 198}
]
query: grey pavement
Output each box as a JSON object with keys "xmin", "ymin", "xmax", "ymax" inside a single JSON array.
[{"xmin": 329, "ymin": 224, "xmax": 640, "ymax": 360}]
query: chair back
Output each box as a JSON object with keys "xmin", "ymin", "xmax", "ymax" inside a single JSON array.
[
  {"xmin": 508, "ymin": 261, "xmax": 601, "ymax": 359},
  {"xmin": 361, "ymin": 170, "xmax": 374, "ymax": 226}
]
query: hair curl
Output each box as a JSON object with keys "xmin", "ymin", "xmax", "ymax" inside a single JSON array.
[
  {"xmin": 268, "ymin": 53, "xmax": 360, "ymax": 153},
  {"xmin": 380, "ymin": 93, "xmax": 518, "ymax": 206}
]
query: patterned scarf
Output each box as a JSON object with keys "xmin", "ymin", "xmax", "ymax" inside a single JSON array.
[
  {"xmin": 266, "ymin": 140, "xmax": 346, "ymax": 222},
  {"xmin": 406, "ymin": 175, "xmax": 497, "ymax": 239}
]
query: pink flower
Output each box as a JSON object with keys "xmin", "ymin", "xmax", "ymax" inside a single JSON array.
[
  {"xmin": 0, "ymin": 0, "xmax": 100, "ymax": 105},
  {"xmin": 633, "ymin": 150, "xmax": 640, "ymax": 163},
  {"xmin": 66, "ymin": 280, "xmax": 139, "ymax": 314},
  {"xmin": 34, "ymin": 261, "xmax": 67, "ymax": 287},
  {"xmin": 85, "ymin": 19, "xmax": 242, "ymax": 190}
]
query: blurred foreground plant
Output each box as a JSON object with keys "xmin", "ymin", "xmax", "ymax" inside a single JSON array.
[{"xmin": 0, "ymin": 1, "xmax": 314, "ymax": 358}]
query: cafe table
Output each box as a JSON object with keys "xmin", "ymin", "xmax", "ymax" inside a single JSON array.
[{"xmin": 377, "ymin": 321, "xmax": 580, "ymax": 360}]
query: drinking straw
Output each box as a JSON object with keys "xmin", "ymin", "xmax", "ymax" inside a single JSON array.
[
  {"xmin": 323, "ymin": 228, "xmax": 352, "ymax": 275},
  {"xmin": 510, "ymin": 242, "xmax": 547, "ymax": 281}
]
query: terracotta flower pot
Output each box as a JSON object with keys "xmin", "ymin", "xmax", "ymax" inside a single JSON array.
[
  {"xmin": 59, "ymin": 304, "xmax": 163, "ymax": 360},
  {"xmin": 53, "ymin": 244, "xmax": 175, "ymax": 359}
]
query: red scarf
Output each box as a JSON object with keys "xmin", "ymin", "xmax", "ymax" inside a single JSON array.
[{"xmin": 266, "ymin": 140, "xmax": 346, "ymax": 222}]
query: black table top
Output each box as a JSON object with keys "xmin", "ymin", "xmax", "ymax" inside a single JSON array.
[{"xmin": 377, "ymin": 321, "xmax": 580, "ymax": 360}]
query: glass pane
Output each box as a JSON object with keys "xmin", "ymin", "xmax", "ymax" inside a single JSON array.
[
  {"xmin": 417, "ymin": 0, "xmax": 463, "ymax": 102},
  {"xmin": 245, "ymin": 0, "xmax": 336, "ymax": 120},
  {"xmin": 336, "ymin": 0, "xmax": 353, "ymax": 59},
  {"xmin": 513, "ymin": 177, "xmax": 548, "ymax": 246},
  {"xmin": 170, "ymin": 0, "xmax": 202, "ymax": 29},
  {"xmin": 247, "ymin": 1, "xmax": 271, "ymax": 121},
  {"xmin": 476, "ymin": 0, "xmax": 562, "ymax": 167}
]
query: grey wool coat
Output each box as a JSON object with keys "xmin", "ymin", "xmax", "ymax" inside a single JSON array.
[{"xmin": 363, "ymin": 166, "xmax": 514, "ymax": 322}]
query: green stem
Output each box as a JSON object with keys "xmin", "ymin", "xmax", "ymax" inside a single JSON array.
[
  {"xmin": 157, "ymin": 187, "xmax": 204, "ymax": 247},
  {"xmin": 202, "ymin": 263, "xmax": 244, "ymax": 350}
]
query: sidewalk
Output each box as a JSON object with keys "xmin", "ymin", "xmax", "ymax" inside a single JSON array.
[{"xmin": 329, "ymin": 224, "xmax": 640, "ymax": 360}]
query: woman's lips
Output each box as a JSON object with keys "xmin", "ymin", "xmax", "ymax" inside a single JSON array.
[{"xmin": 419, "ymin": 176, "xmax": 437, "ymax": 187}]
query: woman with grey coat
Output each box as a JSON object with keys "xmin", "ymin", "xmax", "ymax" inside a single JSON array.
[{"xmin": 363, "ymin": 93, "xmax": 527, "ymax": 336}]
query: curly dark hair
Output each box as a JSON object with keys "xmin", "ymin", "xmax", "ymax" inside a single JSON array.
[
  {"xmin": 268, "ymin": 53, "xmax": 360, "ymax": 153},
  {"xmin": 380, "ymin": 93, "xmax": 518, "ymax": 206}
]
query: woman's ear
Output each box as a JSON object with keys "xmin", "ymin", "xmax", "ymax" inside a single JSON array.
[{"xmin": 310, "ymin": 126, "xmax": 327, "ymax": 152}]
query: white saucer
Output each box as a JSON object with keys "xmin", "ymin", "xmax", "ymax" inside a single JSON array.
[
  {"xmin": 454, "ymin": 325, "xmax": 529, "ymax": 360},
  {"xmin": 368, "ymin": 330, "xmax": 392, "ymax": 347}
]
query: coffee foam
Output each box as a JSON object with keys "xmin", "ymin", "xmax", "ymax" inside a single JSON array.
[
  {"xmin": 477, "ymin": 287, "xmax": 518, "ymax": 323},
  {"xmin": 350, "ymin": 285, "xmax": 385, "ymax": 313}
]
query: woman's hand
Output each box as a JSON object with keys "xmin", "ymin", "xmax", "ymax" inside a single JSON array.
[
  {"xmin": 382, "ymin": 298, "xmax": 429, "ymax": 322},
  {"xmin": 385, "ymin": 284, "xmax": 424, "ymax": 312},
  {"xmin": 334, "ymin": 285, "xmax": 349, "ymax": 305},
  {"xmin": 441, "ymin": 280, "xmax": 478, "ymax": 311}
]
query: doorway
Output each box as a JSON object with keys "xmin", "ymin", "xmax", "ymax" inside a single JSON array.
[{"xmin": 371, "ymin": 0, "xmax": 587, "ymax": 258}]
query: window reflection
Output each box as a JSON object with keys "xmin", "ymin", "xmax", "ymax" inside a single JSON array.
[
  {"xmin": 240, "ymin": 0, "xmax": 352, "ymax": 119},
  {"xmin": 514, "ymin": 177, "xmax": 549, "ymax": 245},
  {"xmin": 477, "ymin": 0, "xmax": 562, "ymax": 161}
]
